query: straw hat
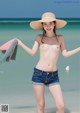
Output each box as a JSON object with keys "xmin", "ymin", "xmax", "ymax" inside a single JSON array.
[{"xmin": 30, "ymin": 12, "xmax": 67, "ymax": 30}]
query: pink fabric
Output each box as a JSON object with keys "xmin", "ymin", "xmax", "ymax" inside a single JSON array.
[
  {"xmin": 0, "ymin": 39, "xmax": 14, "ymax": 50},
  {"xmin": 0, "ymin": 39, "xmax": 18, "ymax": 62}
]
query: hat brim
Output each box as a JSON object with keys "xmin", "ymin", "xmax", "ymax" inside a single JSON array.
[{"xmin": 30, "ymin": 19, "xmax": 67, "ymax": 30}]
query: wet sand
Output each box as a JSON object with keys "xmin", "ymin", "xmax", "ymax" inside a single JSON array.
[{"xmin": 9, "ymin": 91, "xmax": 80, "ymax": 113}]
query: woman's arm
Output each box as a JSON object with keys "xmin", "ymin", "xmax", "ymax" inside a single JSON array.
[
  {"xmin": 60, "ymin": 35, "xmax": 80, "ymax": 58},
  {"xmin": 62, "ymin": 48, "xmax": 80, "ymax": 58},
  {"xmin": 18, "ymin": 40, "xmax": 39, "ymax": 56}
]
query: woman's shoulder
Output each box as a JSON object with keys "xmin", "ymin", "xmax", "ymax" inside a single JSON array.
[
  {"xmin": 35, "ymin": 34, "xmax": 43, "ymax": 40},
  {"xmin": 57, "ymin": 34, "xmax": 64, "ymax": 38},
  {"xmin": 35, "ymin": 34, "xmax": 43, "ymax": 42},
  {"xmin": 36, "ymin": 34, "xmax": 43, "ymax": 38},
  {"xmin": 57, "ymin": 34, "xmax": 64, "ymax": 40},
  {"xmin": 56, "ymin": 34, "xmax": 65, "ymax": 44}
]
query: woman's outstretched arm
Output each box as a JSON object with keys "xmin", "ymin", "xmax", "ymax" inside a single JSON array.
[
  {"xmin": 60, "ymin": 36, "xmax": 80, "ymax": 58},
  {"xmin": 18, "ymin": 39, "xmax": 39, "ymax": 56},
  {"xmin": 62, "ymin": 47, "xmax": 80, "ymax": 58}
]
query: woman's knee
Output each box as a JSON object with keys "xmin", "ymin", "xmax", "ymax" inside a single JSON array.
[
  {"xmin": 57, "ymin": 102, "xmax": 64, "ymax": 111},
  {"xmin": 37, "ymin": 102, "xmax": 45, "ymax": 111}
]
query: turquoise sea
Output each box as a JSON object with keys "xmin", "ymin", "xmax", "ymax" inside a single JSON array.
[{"xmin": 0, "ymin": 19, "xmax": 80, "ymax": 112}]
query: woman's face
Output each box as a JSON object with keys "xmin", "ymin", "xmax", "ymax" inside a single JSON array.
[{"xmin": 42, "ymin": 21, "xmax": 55, "ymax": 32}]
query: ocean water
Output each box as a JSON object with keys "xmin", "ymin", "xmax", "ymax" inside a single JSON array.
[{"xmin": 0, "ymin": 20, "xmax": 80, "ymax": 111}]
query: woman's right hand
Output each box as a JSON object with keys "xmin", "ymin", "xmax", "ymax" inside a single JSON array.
[
  {"xmin": 16, "ymin": 39, "xmax": 22, "ymax": 46},
  {"xmin": 12, "ymin": 38, "xmax": 22, "ymax": 46}
]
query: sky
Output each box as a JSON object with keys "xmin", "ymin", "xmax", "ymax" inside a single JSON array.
[{"xmin": 0, "ymin": 0, "xmax": 80, "ymax": 18}]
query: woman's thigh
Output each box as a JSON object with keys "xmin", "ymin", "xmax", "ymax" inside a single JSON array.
[
  {"xmin": 48, "ymin": 84, "xmax": 64, "ymax": 107},
  {"xmin": 33, "ymin": 84, "xmax": 45, "ymax": 105}
]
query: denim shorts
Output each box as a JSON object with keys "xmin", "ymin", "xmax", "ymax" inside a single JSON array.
[{"xmin": 32, "ymin": 68, "xmax": 59, "ymax": 86}]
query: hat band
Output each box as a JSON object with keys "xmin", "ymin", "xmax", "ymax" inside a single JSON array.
[
  {"xmin": 42, "ymin": 16, "xmax": 55, "ymax": 19},
  {"xmin": 41, "ymin": 17, "xmax": 56, "ymax": 22}
]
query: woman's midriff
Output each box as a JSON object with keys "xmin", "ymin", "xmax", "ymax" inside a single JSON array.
[
  {"xmin": 36, "ymin": 44, "xmax": 60, "ymax": 71},
  {"xmin": 36, "ymin": 58, "xmax": 58, "ymax": 72}
]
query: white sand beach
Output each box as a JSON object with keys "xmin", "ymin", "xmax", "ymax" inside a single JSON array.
[{"xmin": 9, "ymin": 91, "xmax": 80, "ymax": 113}]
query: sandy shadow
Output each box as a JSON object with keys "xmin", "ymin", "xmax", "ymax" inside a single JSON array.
[
  {"xmin": 12, "ymin": 105, "xmax": 35, "ymax": 109},
  {"xmin": 12, "ymin": 106, "xmax": 71, "ymax": 113},
  {"xmin": 45, "ymin": 107, "xmax": 71, "ymax": 113}
]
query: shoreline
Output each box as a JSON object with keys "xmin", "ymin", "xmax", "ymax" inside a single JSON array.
[{"xmin": 10, "ymin": 107, "xmax": 80, "ymax": 113}]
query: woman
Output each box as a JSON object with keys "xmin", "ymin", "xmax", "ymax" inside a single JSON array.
[{"xmin": 18, "ymin": 12, "xmax": 80, "ymax": 113}]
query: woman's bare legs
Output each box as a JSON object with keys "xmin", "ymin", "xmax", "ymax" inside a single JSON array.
[
  {"xmin": 48, "ymin": 84, "xmax": 64, "ymax": 113},
  {"xmin": 33, "ymin": 84, "xmax": 45, "ymax": 113}
]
